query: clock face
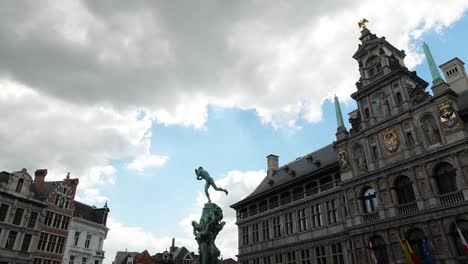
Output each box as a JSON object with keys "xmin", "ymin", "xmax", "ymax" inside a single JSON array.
[{"xmin": 338, "ymin": 150, "xmax": 349, "ymax": 168}]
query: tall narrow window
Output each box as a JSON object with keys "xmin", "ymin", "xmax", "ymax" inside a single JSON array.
[
  {"xmin": 263, "ymin": 256, "xmax": 271, "ymax": 264},
  {"xmin": 37, "ymin": 232, "xmax": 48, "ymax": 251},
  {"xmin": 28, "ymin": 212, "xmax": 38, "ymax": 228},
  {"xmin": 435, "ymin": 162, "xmax": 457, "ymax": 194},
  {"xmin": 69, "ymin": 256, "xmax": 75, "ymax": 264},
  {"xmin": 252, "ymin": 223, "xmax": 259, "ymax": 243},
  {"xmin": 364, "ymin": 108, "xmax": 370, "ymax": 119},
  {"xmin": 372, "ymin": 146, "xmax": 379, "ymax": 160},
  {"xmin": 326, "ymin": 200, "xmax": 338, "ymax": 224},
  {"xmin": 395, "ymin": 176, "xmax": 416, "ymax": 204},
  {"xmin": 0, "ymin": 204, "xmax": 9, "ymax": 222},
  {"xmin": 285, "ymin": 212, "xmax": 293, "ymax": 235},
  {"xmin": 300, "ymin": 249, "xmax": 311, "ymax": 264},
  {"xmin": 275, "ymin": 254, "xmax": 283, "ymax": 264},
  {"xmin": 297, "ymin": 208, "xmax": 307, "ymax": 232},
  {"xmin": 242, "ymin": 226, "xmax": 249, "ymax": 246},
  {"xmin": 45, "ymin": 211, "xmax": 54, "ymax": 226},
  {"xmin": 273, "ymin": 216, "xmax": 281, "ymax": 238},
  {"xmin": 315, "ymin": 246, "xmax": 327, "ymax": 264},
  {"xmin": 85, "ymin": 234, "xmax": 92, "ymax": 249},
  {"xmin": 5, "ymin": 231, "xmax": 18, "ymax": 249},
  {"xmin": 311, "ymin": 204, "xmax": 322, "ymax": 228},
  {"xmin": 262, "ymin": 220, "xmax": 270, "ymax": 241},
  {"xmin": 407, "ymin": 133, "xmax": 415, "ymax": 147},
  {"xmin": 363, "ymin": 187, "xmax": 378, "ymax": 213},
  {"xmin": 287, "ymin": 252, "xmax": 296, "ymax": 264},
  {"xmin": 21, "ymin": 234, "xmax": 32, "ymax": 252},
  {"xmin": 396, "ymin": 92, "xmax": 403, "ymax": 104},
  {"xmin": 16, "ymin": 178, "xmax": 24, "ymax": 193},
  {"xmin": 12, "ymin": 208, "xmax": 24, "ymax": 225},
  {"xmin": 74, "ymin": 231, "xmax": 80, "ymax": 246},
  {"xmin": 56, "ymin": 236, "xmax": 66, "ymax": 254},
  {"xmin": 331, "ymin": 243, "xmax": 344, "ymax": 264},
  {"xmin": 46, "ymin": 234, "xmax": 57, "ymax": 252}
]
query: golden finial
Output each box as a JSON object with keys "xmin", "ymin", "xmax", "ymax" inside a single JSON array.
[{"xmin": 358, "ymin": 18, "xmax": 369, "ymax": 29}]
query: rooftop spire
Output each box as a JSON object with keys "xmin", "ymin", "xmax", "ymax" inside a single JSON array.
[
  {"xmin": 334, "ymin": 95, "xmax": 344, "ymax": 129},
  {"xmin": 422, "ymin": 42, "xmax": 443, "ymax": 82}
]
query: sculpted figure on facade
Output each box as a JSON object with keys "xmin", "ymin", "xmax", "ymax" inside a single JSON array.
[
  {"xmin": 422, "ymin": 118, "xmax": 441, "ymax": 145},
  {"xmin": 355, "ymin": 147, "xmax": 368, "ymax": 172}
]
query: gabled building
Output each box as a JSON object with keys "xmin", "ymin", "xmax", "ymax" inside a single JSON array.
[
  {"xmin": 231, "ymin": 26, "xmax": 468, "ymax": 264},
  {"xmin": 32, "ymin": 172, "xmax": 79, "ymax": 264},
  {"xmin": 0, "ymin": 169, "xmax": 48, "ymax": 264},
  {"xmin": 62, "ymin": 201, "xmax": 110, "ymax": 264}
]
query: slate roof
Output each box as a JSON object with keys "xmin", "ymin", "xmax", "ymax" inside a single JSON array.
[
  {"xmin": 113, "ymin": 251, "xmax": 138, "ymax": 264},
  {"xmin": 231, "ymin": 143, "xmax": 338, "ymax": 208},
  {"xmin": 43, "ymin": 181, "xmax": 60, "ymax": 196},
  {"xmin": 0, "ymin": 171, "xmax": 10, "ymax": 183},
  {"xmin": 74, "ymin": 201, "xmax": 107, "ymax": 225}
]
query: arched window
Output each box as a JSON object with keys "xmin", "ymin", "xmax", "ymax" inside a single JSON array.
[
  {"xmin": 372, "ymin": 235, "xmax": 389, "ymax": 264},
  {"xmin": 407, "ymin": 229, "xmax": 426, "ymax": 261},
  {"xmin": 395, "ymin": 176, "xmax": 416, "ymax": 204},
  {"xmin": 452, "ymin": 220, "xmax": 468, "ymax": 256},
  {"xmin": 363, "ymin": 187, "xmax": 378, "ymax": 213},
  {"xmin": 16, "ymin": 178, "xmax": 24, "ymax": 193},
  {"xmin": 435, "ymin": 162, "xmax": 457, "ymax": 194}
]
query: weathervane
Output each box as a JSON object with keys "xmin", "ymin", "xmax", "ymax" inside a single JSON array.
[{"xmin": 358, "ymin": 18, "xmax": 369, "ymax": 29}]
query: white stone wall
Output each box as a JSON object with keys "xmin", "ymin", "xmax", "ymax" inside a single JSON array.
[{"xmin": 62, "ymin": 217, "xmax": 108, "ymax": 264}]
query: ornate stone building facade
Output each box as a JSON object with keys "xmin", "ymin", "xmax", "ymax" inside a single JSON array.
[
  {"xmin": 0, "ymin": 169, "xmax": 47, "ymax": 264},
  {"xmin": 62, "ymin": 201, "xmax": 109, "ymax": 264},
  {"xmin": 231, "ymin": 27, "xmax": 468, "ymax": 264}
]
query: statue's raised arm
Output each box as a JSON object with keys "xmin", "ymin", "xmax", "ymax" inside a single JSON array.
[{"xmin": 195, "ymin": 166, "xmax": 228, "ymax": 203}]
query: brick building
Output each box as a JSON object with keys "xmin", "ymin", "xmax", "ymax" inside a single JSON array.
[{"xmin": 32, "ymin": 172, "xmax": 79, "ymax": 264}]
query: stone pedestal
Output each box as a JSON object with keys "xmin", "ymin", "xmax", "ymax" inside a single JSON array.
[{"xmin": 192, "ymin": 203, "xmax": 225, "ymax": 264}]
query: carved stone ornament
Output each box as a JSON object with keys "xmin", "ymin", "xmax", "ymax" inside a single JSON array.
[
  {"xmin": 338, "ymin": 149, "xmax": 349, "ymax": 169},
  {"xmin": 382, "ymin": 128, "xmax": 400, "ymax": 154},
  {"xmin": 438, "ymin": 101, "xmax": 460, "ymax": 130}
]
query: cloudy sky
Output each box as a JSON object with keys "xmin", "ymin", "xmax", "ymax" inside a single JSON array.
[{"xmin": 1, "ymin": 0, "xmax": 468, "ymax": 262}]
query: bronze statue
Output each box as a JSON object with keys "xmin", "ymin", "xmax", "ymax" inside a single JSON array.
[
  {"xmin": 192, "ymin": 167, "xmax": 227, "ymax": 264},
  {"xmin": 195, "ymin": 167, "xmax": 228, "ymax": 203}
]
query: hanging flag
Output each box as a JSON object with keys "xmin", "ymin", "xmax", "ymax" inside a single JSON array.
[
  {"xmin": 422, "ymin": 238, "xmax": 435, "ymax": 264},
  {"xmin": 405, "ymin": 240, "xmax": 422, "ymax": 264},
  {"xmin": 455, "ymin": 222, "xmax": 468, "ymax": 253},
  {"xmin": 368, "ymin": 237, "xmax": 378, "ymax": 264},
  {"xmin": 397, "ymin": 235, "xmax": 414, "ymax": 264}
]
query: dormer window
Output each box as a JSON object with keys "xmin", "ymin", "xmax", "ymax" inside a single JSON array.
[{"xmin": 16, "ymin": 178, "xmax": 24, "ymax": 193}]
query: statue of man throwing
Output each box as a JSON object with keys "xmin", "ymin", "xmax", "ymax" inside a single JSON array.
[{"xmin": 195, "ymin": 167, "xmax": 228, "ymax": 203}]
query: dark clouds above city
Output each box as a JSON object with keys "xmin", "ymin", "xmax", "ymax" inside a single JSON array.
[{"xmin": 0, "ymin": 0, "xmax": 467, "ymax": 262}]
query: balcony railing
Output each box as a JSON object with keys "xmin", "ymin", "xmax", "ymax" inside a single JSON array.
[
  {"xmin": 397, "ymin": 202, "xmax": 418, "ymax": 216},
  {"xmin": 96, "ymin": 250, "xmax": 105, "ymax": 257},
  {"xmin": 439, "ymin": 191, "xmax": 465, "ymax": 206},
  {"xmin": 363, "ymin": 211, "xmax": 380, "ymax": 223}
]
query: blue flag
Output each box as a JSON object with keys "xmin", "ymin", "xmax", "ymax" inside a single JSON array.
[{"xmin": 423, "ymin": 238, "xmax": 435, "ymax": 264}]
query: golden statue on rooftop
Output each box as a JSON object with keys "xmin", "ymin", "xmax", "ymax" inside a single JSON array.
[{"xmin": 358, "ymin": 18, "xmax": 369, "ymax": 29}]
